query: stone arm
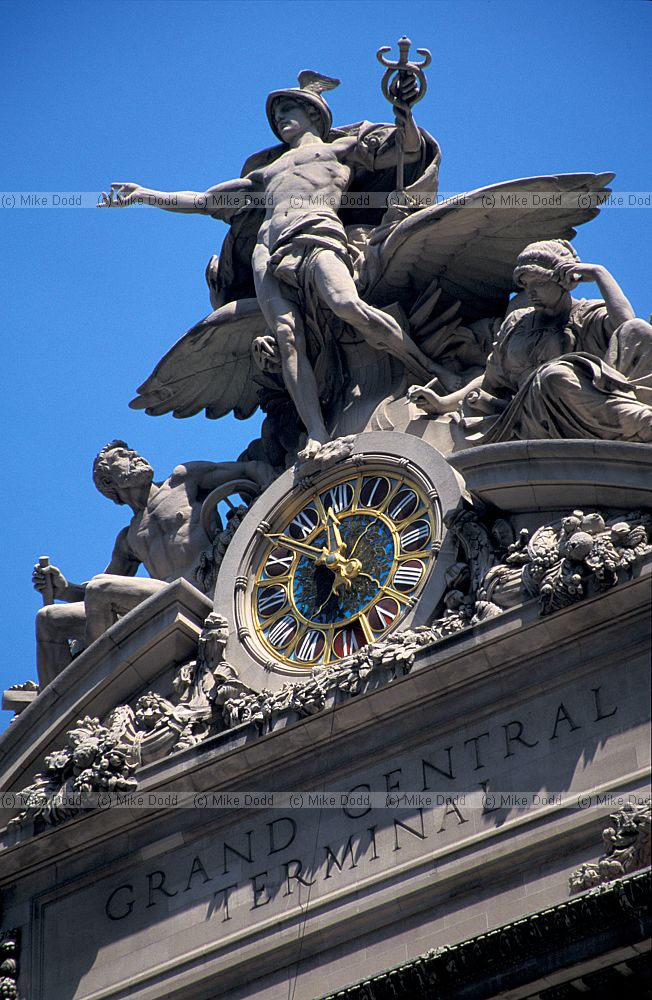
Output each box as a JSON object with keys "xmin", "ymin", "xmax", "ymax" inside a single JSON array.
[
  {"xmin": 31, "ymin": 564, "xmax": 87, "ymax": 603},
  {"xmin": 373, "ymin": 107, "xmax": 422, "ymax": 166},
  {"xmin": 170, "ymin": 460, "xmax": 277, "ymax": 499},
  {"xmin": 32, "ymin": 528, "xmax": 139, "ymax": 604},
  {"xmin": 99, "ymin": 177, "xmax": 257, "ymax": 220},
  {"xmin": 407, "ymin": 374, "xmax": 484, "ymax": 416},
  {"xmin": 557, "ymin": 262, "xmax": 635, "ymax": 331},
  {"xmin": 103, "ymin": 526, "xmax": 141, "ymax": 576}
]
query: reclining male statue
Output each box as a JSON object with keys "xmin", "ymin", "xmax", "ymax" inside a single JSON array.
[{"xmin": 32, "ymin": 440, "xmax": 274, "ymax": 687}]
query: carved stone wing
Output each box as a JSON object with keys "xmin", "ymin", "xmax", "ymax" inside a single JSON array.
[
  {"xmin": 365, "ymin": 172, "xmax": 615, "ymax": 319},
  {"xmin": 130, "ymin": 298, "xmax": 267, "ymax": 420}
]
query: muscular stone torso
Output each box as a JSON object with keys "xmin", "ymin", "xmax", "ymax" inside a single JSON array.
[
  {"xmin": 124, "ymin": 478, "xmax": 207, "ymax": 584},
  {"xmin": 252, "ymin": 137, "xmax": 356, "ymax": 249}
]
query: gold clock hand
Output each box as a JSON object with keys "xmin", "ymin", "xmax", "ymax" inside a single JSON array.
[
  {"xmin": 314, "ymin": 587, "xmax": 337, "ymax": 617},
  {"xmin": 348, "ymin": 519, "xmax": 374, "ymax": 559},
  {"xmin": 265, "ymin": 533, "xmax": 326, "ymax": 562},
  {"xmin": 324, "ymin": 507, "xmax": 347, "ymax": 556}
]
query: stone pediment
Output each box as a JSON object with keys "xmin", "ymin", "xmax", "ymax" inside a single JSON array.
[{"xmin": 0, "ymin": 580, "xmax": 212, "ymax": 814}]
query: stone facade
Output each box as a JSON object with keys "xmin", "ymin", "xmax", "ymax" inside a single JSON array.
[
  {"xmin": 2, "ymin": 36, "xmax": 650, "ymax": 1000},
  {"xmin": 0, "ymin": 562, "xmax": 649, "ymax": 998}
]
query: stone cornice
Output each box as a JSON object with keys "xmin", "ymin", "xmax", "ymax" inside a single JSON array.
[
  {"xmin": 318, "ymin": 870, "xmax": 651, "ymax": 999},
  {"xmin": 0, "ymin": 570, "xmax": 648, "ymax": 875}
]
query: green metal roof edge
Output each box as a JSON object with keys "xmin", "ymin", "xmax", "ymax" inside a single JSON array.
[{"xmin": 317, "ymin": 868, "xmax": 651, "ymax": 1000}]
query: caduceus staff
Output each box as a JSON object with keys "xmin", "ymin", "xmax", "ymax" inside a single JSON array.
[{"xmin": 377, "ymin": 36, "xmax": 431, "ymax": 196}]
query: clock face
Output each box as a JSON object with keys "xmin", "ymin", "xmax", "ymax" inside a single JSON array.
[{"xmin": 247, "ymin": 467, "xmax": 439, "ymax": 670}]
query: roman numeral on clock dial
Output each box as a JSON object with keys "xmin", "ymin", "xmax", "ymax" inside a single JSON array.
[
  {"xmin": 393, "ymin": 559, "xmax": 425, "ymax": 592},
  {"xmin": 367, "ymin": 597, "xmax": 400, "ymax": 632},
  {"xmin": 264, "ymin": 546, "xmax": 293, "ymax": 577},
  {"xmin": 387, "ymin": 488, "xmax": 419, "ymax": 522},
  {"xmin": 359, "ymin": 476, "xmax": 391, "ymax": 509},
  {"xmin": 288, "ymin": 506, "xmax": 320, "ymax": 539},
  {"xmin": 332, "ymin": 624, "xmax": 366, "ymax": 658},
  {"xmin": 399, "ymin": 519, "xmax": 431, "ymax": 552},
  {"xmin": 294, "ymin": 629, "xmax": 326, "ymax": 662},
  {"xmin": 266, "ymin": 614, "xmax": 298, "ymax": 649},
  {"xmin": 320, "ymin": 482, "xmax": 354, "ymax": 514},
  {"xmin": 257, "ymin": 585, "xmax": 287, "ymax": 618}
]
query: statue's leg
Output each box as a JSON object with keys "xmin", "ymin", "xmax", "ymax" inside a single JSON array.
[
  {"xmin": 312, "ymin": 251, "xmax": 445, "ymax": 383},
  {"xmin": 36, "ymin": 602, "xmax": 86, "ymax": 688},
  {"xmin": 252, "ymin": 245, "xmax": 330, "ymax": 457},
  {"xmin": 607, "ymin": 318, "xmax": 652, "ymax": 387},
  {"xmin": 83, "ymin": 574, "xmax": 168, "ymax": 644},
  {"xmin": 532, "ymin": 362, "xmax": 652, "ymax": 442}
]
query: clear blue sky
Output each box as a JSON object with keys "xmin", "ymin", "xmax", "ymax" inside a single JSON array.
[{"xmin": 1, "ymin": 0, "xmax": 650, "ymax": 730}]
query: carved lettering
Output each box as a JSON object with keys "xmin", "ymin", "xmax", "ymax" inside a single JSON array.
[
  {"xmin": 478, "ymin": 780, "xmax": 499, "ymax": 814},
  {"xmin": 146, "ymin": 870, "xmax": 178, "ymax": 908},
  {"xmin": 503, "ymin": 721, "xmax": 539, "ymax": 758},
  {"xmin": 383, "ymin": 768, "xmax": 402, "ymax": 793},
  {"xmin": 100, "ymin": 680, "xmax": 629, "ymax": 927},
  {"xmin": 184, "ymin": 855, "xmax": 212, "ymax": 891},
  {"xmin": 394, "ymin": 809, "xmax": 426, "ymax": 851},
  {"xmin": 464, "ymin": 732, "xmax": 490, "ymax": 770},
  {"xmin": 223, "ymin": 831, "xmax": 253, "ymax": 874},
  {"xmin": 267, "ymin": 816, "xmax": 296, "ymax": 855},
  {"xmin": 342, "ymin": 783, "xmax": 372, "ymax": 819},
  {"xmin": 367, "ymin": 825, "xmax": 380, "ymax": 861},
  {"xmin": 105, "ymin": 884, "xmax": 134, "ymax": 921},
  {"xmin": 250, "ymin": 871, "xmax": 271, "ymax": 909},
  {"xmin": 283, "ymin": 859, "xmax": 317, "ymax": 895},
  {"xmin": 550, "ymin": 702, "xmax": 581, "ymax": 740},
  {"xmin": 592, "ymin": 686, "xmax": 618, "ymax": 721},
  {"xmin": 213, "ymin": 882, "xmax": 238, "ymax": 921},
  {"xmin": 421, "ymin": 748, "xmax": 455, "ymax": 787},
  {"xmin": 437, "ymin": 798, "xmax": 469, "ymax": 833},
  {"xmin": 324, "ymin": 835, "xmax": 359, "ymax": 879}
]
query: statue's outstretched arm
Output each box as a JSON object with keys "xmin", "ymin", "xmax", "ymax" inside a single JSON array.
[
  {"xmin": 371, "ymin": 80, "xmax": 423, "ymax": 169},
  {"xmin": 99, "ymin": 176, "xmax": 254, "ymax": 218}
]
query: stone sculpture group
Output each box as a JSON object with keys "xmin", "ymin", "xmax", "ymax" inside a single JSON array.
[{"xmin": 6, "ymin": 40, "xmax": 650, "ymax": 804}]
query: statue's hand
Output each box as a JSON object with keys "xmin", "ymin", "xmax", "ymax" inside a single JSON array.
[
  {"xmin": 32, "ymin": 562, "xmax": 68, "ymax": 598},
  {"xmin": 98, "ymin": 182, "xmax": 142, "ymax": 208},
  {"xmin": 396, "ymin": 72, "xmax": 419, "ymax": 108},
  {"xmin": 205, "ymin": 254, "xmax": 220, "ymax": 290},
  {"xmin": 406, "ymin": 384, "xmax": 448, "ymax": 415},
  {"xmin": 554, "ymin": 261, "xmax": 603, "ymax": 289},
  {"xmin": 205, "ymin": 254, "xmax": 221, "ymax": 309},
  {"xmin": 252, "ymin": 334, "xmax": 282, "ymax": 373}
]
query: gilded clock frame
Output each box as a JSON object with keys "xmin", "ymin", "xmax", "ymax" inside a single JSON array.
[
  {"xmin": 213, "ymin": 433, "xmax": 463, "ymax": 691},
  {"xmin": 249, "ymin": 464, "xmax": 438, "ymax": 669}
]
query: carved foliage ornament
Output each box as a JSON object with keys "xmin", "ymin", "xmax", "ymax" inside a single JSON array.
[
  {"xmin": 9, "ymin": 507, "xmax": 650, "ymax": 831},
  {"xmin": 0, "ymin": 929, "xmax": 19, "ymax": 1000},
  {"xmin": 441, "ymin": 506, "xmax": 652, "ymax": 624},
  {"xmin": 569, "ymin": 801, "xmax": 651, "ymax": 892},
  {"xmin": 8, "ymin": 615, "xmax": 232, "ymax": 829}
]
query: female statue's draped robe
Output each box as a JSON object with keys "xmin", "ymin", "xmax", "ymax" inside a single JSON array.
[{"xmin": 460, "ymin": 299, "xmax": 652, "ymax": 444}]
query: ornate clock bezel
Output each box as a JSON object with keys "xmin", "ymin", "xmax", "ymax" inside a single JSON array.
[{"xmin": 213, "ymin": 432, "xmax": 463, "ymax": 692}]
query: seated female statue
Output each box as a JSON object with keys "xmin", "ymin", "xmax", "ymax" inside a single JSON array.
[{"xmin": 408, "ymin": 239, "xmax": 652, "ymax": 444}]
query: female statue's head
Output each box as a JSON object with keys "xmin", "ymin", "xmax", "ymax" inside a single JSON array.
[{"xmin": 512, "ymin": 239, "xmax": 580, "ymax": 313}]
